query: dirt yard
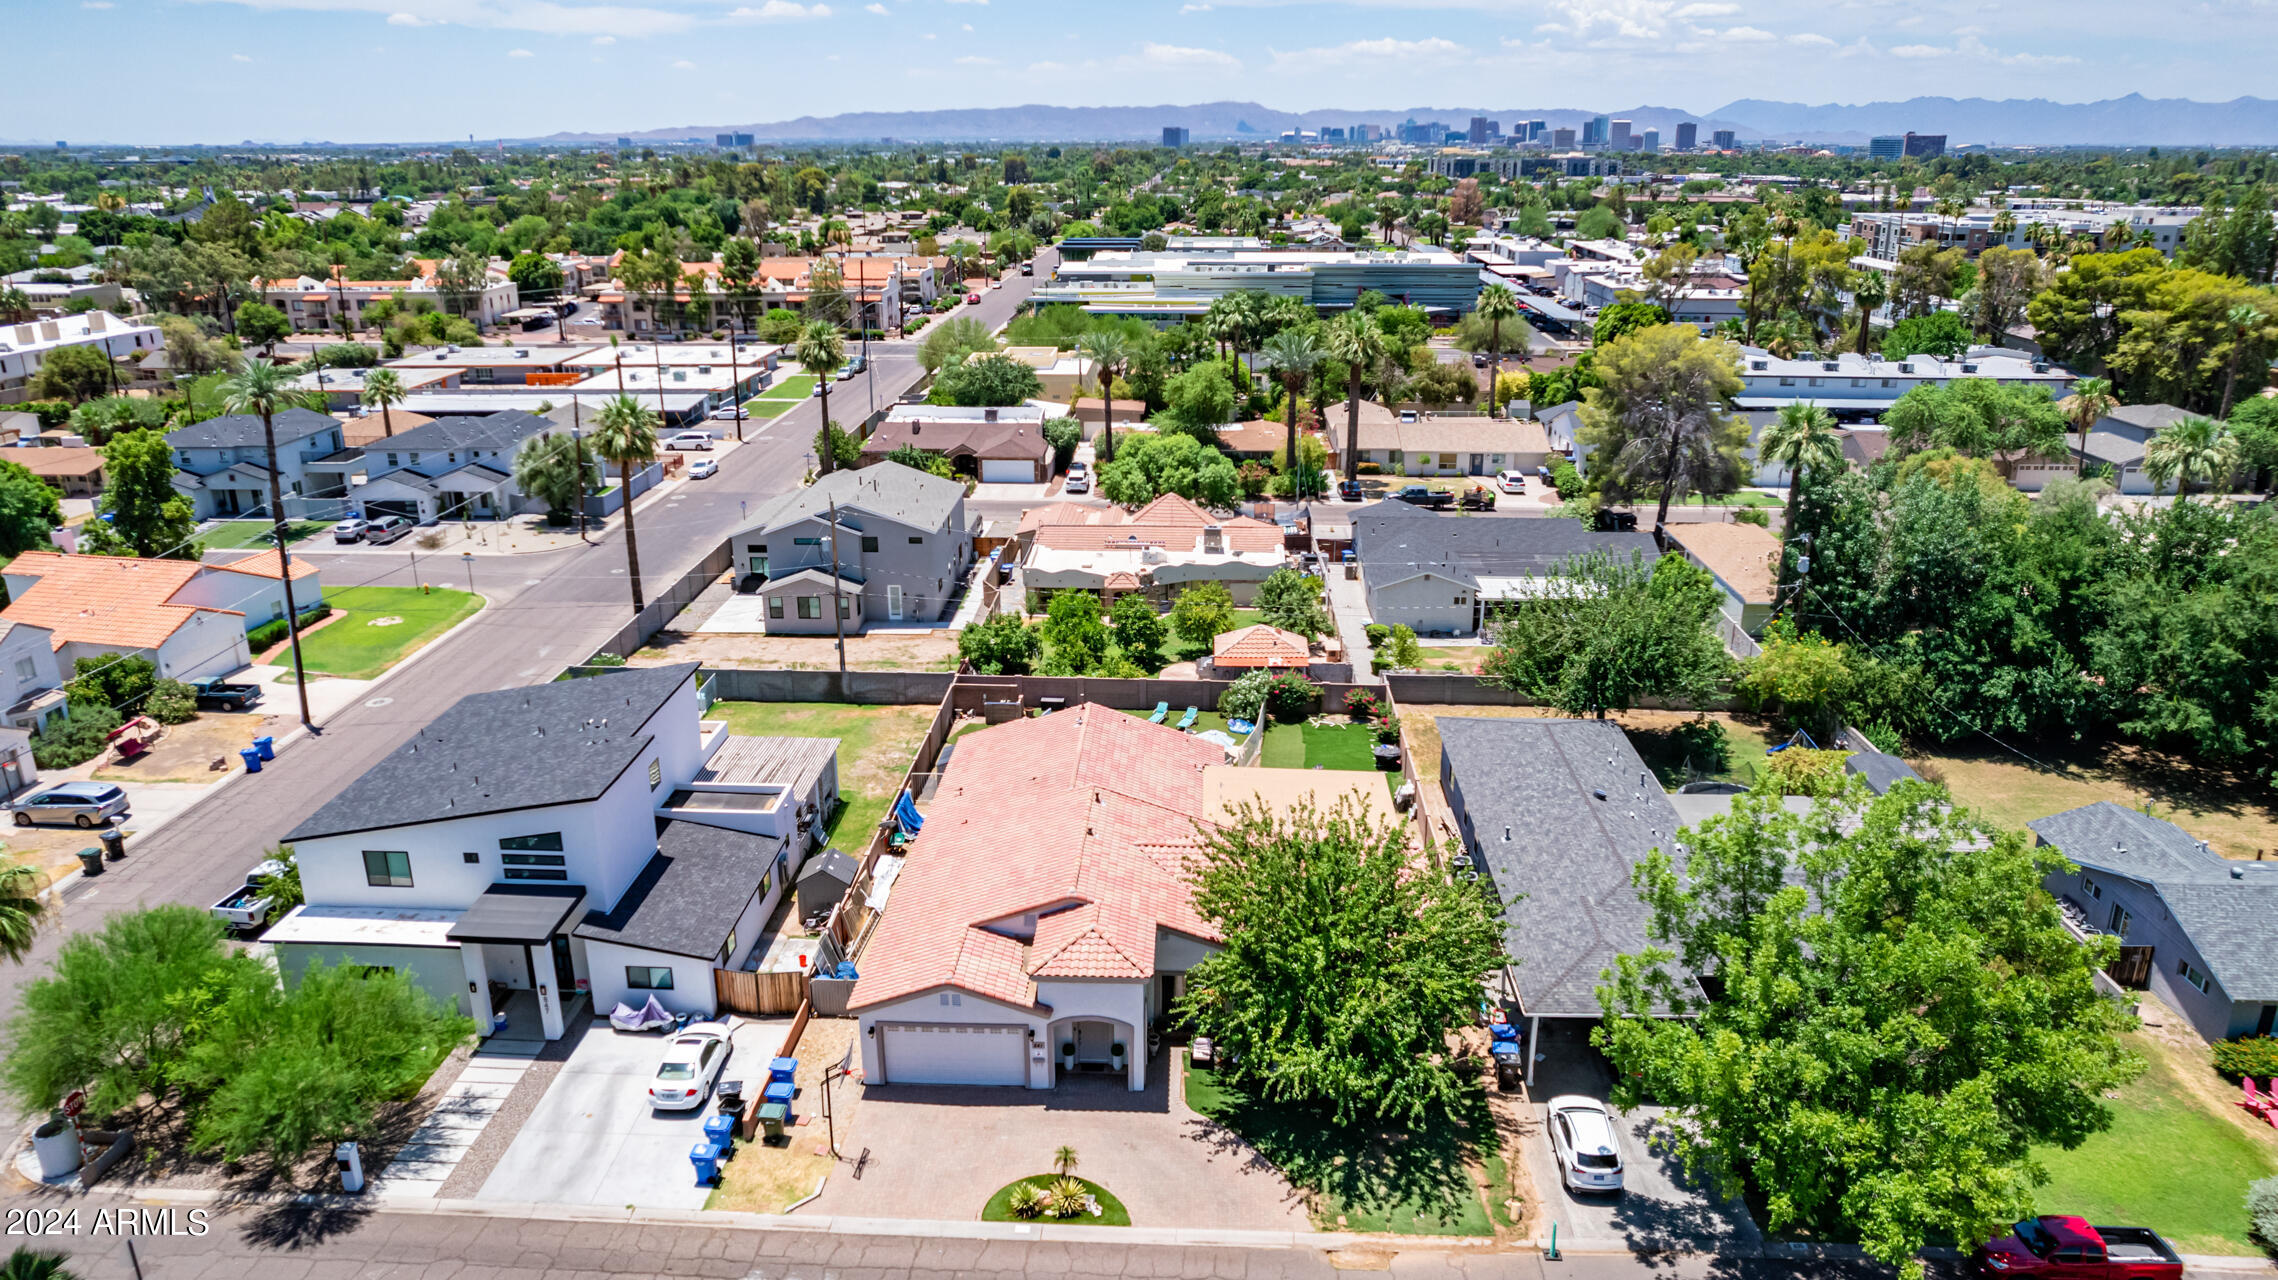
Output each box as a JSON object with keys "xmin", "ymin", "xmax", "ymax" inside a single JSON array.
[
  {"xmin": 92, "ymin": 712, "xmax": 275, "ymax": 784},
  {"xmin": 1910, "ymin": 741, "xmax": 2278, "ymax": 860},
  {"xmin": 634, "ymin": 630, "xmax": 961, "ymax": 672},
  {"xmin": 706, "ymin": 1017, "xmax": 861, "ymax": 1213}
]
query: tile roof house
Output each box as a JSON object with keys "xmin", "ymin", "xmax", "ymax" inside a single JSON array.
[
  {"xmin": 850, "ymin": 707, "xmax": 1232, "ymax": 1091},
  {"xmin": 1663, "ymin": 520, "xmax": 1782, "ymax": 640},
  {"xmin": 1351, "ymin": 503, "xmax": 1656, "ymax": 636},
  {"xmin": 1349, "ymin": 413, "xmax": 1551, "ymax": 477},
  {"xmin": 9, "ymin": 445, "xmax": 105, "ymax": 497},
  {"xmin": 1, "ymin": 550, "xmax": 322, "ymax": 680},
  {"xmin": 2030, "ymin": 802, "xmax": 2278, "ymax": 1043},
  {"xmin": 1020, "ymin": 494, "xmax": 1287, "ymax": 604},
  {"xmin": 730, "ymin": 462, "xmax": 974, "ymax": 633},
  {"xmin": 1207, "ymin": 623, "xmax": 1312, "ymax": 672},
  {"xmin": 272, "ymin": 664, "xmax": 841, "ymax": 1038},
  {"xmin": 858, "ymin": 405, "xmax": 1051, "ymax": 483}
]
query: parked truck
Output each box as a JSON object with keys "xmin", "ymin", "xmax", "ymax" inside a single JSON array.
[
  {"xmin": 1973, "ymin": 1216, "xmax": 2184, "ymax": 1280},
  {"xmin": 209, "ymin": 859, "xmax": 289, "ymax": 933},
  {"xmin": 185, "ymin": 676, "xmax": 262, "ymax": 711}
]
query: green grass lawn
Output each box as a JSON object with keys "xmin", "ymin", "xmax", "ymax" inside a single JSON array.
[
  {"xmin": 1667, "ymin": 491, "xmax": 1784, "ymax": 508},
  {"xmin": 981, "ymin": 1175, "xmax": 1132, "ymax": 1226},
  {"xmin": 290, "ymin": 586, "xmax": 481, "ymax": 679},
  {"xmin": 1261, "ymin": 722, "xmax": 1380, "ymax": 771},
  {"xmin": 741, "ymin": 397, "xmax": 796, "ymax": 419},
  {"xmin": 1184, "ymin": 1053, "xmax": 1494, "ymax": 1236},
  {"xmin": 199, "ymin": 519, "xmax": 327, "ymax": 550},
  {"xmin": 757, "ymin": 373, "xmax": 817, "ymax": 399},
  {"xmin": 706, "ymin": 700, "xmax": 939, "ymax": 848},
  {"xmin": 2032, "ymin": 1033, "xmax": 2278, "ymax": 1255}
]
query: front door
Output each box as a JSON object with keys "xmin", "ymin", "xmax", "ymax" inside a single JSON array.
[
  {"xmin": 887, "ymin": 584, "xmax": 904, "ymax": 621},
  {"xmin": 2258, "ymin": 1003, "xmax": 2277, "ymax": 1037},
  {"xmin": 549, "ymin": 934, "xmax": 574, "ymax": 991},
  {"xmin": 1075, "ymin": 1020, "xmax": 1113, "ymax": 1064}
]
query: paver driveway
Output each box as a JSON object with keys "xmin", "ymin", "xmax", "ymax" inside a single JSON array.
[{"xmin": 807, "ymin": 1051, "xmax": 1312, "ymax": 1229}]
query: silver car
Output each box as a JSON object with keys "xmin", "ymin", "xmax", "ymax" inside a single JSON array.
[
  {"xmin": 1547, "ymin": 1095, "xmax": 1626, "ymax": 1194},
  {"xmin": 13, "ymin": 782, "xmax": 129, "ymax": 828}
]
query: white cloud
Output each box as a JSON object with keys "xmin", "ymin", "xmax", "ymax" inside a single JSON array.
[
  {"xmin": 507, "ymin": 46, "xmax": 534, "ymax": 56},
  {"xmin": 961, "ymin": 20, "xmax": 972, "ymax": 28},
  {"xmin": 1268, "ymin": 35, "xmax": 1466, "ymax": 70},
  {"xmin": 953, "ymin": 53, "xmax": 994, "ymax": 63},
  {"xmin": 1718, "ymin": 24, "xmax": 1773, "ymax": 41},
  {"xmin": 864, "ymin": 2, "xmax": 887, "ymax": 11},
  {"xmin": 593, "ymin": 34, "xmax": 615, "ymax": 43},
  {"xmin": 231, "ymin": 51, "xmax": 252, "ymax": 60},
  {"xmin": 1670, "ymin": 1, "xmax": 1736, "ymax": 15},
  {"xmin": 729, "ymin": 1, "xmax": 831, "ymax": 18},
  {"xmin": 384, "ymin": 11, "xmax": 428, "ymax": 24},
  {"xmin": 1788, "ymin": 31, "xmax": 1834, "ymax": 45},
  {"xmin": 1179, "ymin": 1, "xmax": 1212, "ymax": 9},
  {"xmin": 943, "ymin": 0, "xmax": 985, "ymax": 4},
  {"xmin": 195, "ymin": 0, "xmax": 695, "ymax": 38},
  {"xmin": 1889, "ymin": 42, "xmax": 1945, "ymax": 57},
  {"xmin": 921, "ymin": 29, "xmax": 935, "ymax": 37},
  {"xmin": 672, "ymin": 57, "xmax": 696, "ymax": 67},
  {"xmin": 1139, "ymin": 41, "xmax": 1241, "ymax": 69}
]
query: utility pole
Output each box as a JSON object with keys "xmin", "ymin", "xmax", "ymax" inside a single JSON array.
[
  {"xmin": 828, "ymin": 495, "xmax": 847, "ymax": 676},
  {"xmin": 258, "ymin": 420, "xmax": 315, "ymax": 733},
  {"xmin": 571, "ymin": 397, "xmax": 589, "ymax": 543},
  {"xmin": 728, "ymin": 336, "xmax": 745, "ymax": 444}
]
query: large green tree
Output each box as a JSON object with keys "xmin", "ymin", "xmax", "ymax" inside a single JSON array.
[
  {"xmin": 0, "ymin": 459, "xmax": 61, "ymax": 556},
  {"xmin": 1575, "ymin": 324, "xmax": 1747, "ymax": 528},
  {"xmin": 84, "ymin": 429, "xmax": 198, "ymax": 559},
  {"xmin": 1478, "ymin": 549, "xmax": 1731, "ymax": 716},
  {"xmin": 1176, "ymin": 796, "xmax": 1504, "ymax": 1126},
  {"xmin": 927, "ymin": 352, "xmax": 1042, "ymax": 407},
  {"xmin": 1881, "ymin": 378, "xmax": 2068, "ymax": 477},
  {"xmin": 1599, "ymin": 786, "xmax": 2139, "ymax": 1278},
  {"xmin": 1252, "ymin": 567, "xmax": 1330, "ymax": 639},
  {"xmin": 25, "ymin": 345, "xmax": 118, "ymax": 403},
  {"xmin": 1096, "ymin": 432, "xmax": 1240, "ymax": 508}
]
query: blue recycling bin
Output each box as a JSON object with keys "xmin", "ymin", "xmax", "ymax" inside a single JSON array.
[
  {"xmin": 762, "ymin": 1079, "xmax": 795, "ymax": 1108},
  {"xmin": 689, "ymin": 1140, "xmax": 720, "ymax": 1184},
  {"xmin": 702, "ymin": 1113, "xmax": 736, "ymax": 1153},
  {"xmin": 239, "ymin": 747, "xmax": 263, "ymax": 773},
  {"xmin": 253, "ymin": 735, "xmax": 275, "ymax": 761},
  {"xmin": 767, "ymin": 1057, "xmax": 798, "ymax": 1085}
]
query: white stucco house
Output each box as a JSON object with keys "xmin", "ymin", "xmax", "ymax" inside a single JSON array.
[
  {"xmin": 0, "ymin": 550, "xmax": 321, "ymax": 680},
  {"xmin": 266, "ymin": 664, "xmax": 840, "ymax": 1039}
]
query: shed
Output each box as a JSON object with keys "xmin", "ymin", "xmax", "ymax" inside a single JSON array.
[{"xmin": 796, "ymin": 847, "xmax": 858, "ymax": 919}]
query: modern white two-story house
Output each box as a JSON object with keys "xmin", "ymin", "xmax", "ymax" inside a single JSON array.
[{"xmin": 266, "ymin": 664, "xmax": 840, "ymax": 1039}]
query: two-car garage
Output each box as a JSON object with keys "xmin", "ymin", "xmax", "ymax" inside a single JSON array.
[{"xmin": 874, "ymin": 1021, "xmax": 1028, "ymax": 1086}]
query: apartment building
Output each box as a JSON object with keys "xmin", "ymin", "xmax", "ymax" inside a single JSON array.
[{"xmin": 0, "ymin": 312, "xmax": 164, "ymax": 405}]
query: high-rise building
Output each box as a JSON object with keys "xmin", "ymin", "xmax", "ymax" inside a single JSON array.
[
  {"xmin": 1355, "ymin": 123, "xmax": 1386, "ymax": 142},
  {"xmin": 1162, "ymin": 126, "xmax": 1190, "ymax": 148},
  {"xmin": 616, "ymin": 137, "xmax": 633, "ymax": 148},
  {"xmin": 1711, "ymin": 129, "xmax": 1736, "ymax": 150},
  {"xmin": 1581, "ymin": 115, "xmax": 1609, "ymax": 148},
  {"xmin": 1320, "ymin": 126, "xmax": 1346, "ymax": 142},
  {"xmin": 1869, "ymin": 135, "xmax": 1905, "ymax": 159},
  {"xmin": 715, "ymin": 132, "xmax": 752, "ymax": 147},
  {"xmin": 1640, "ymin": 129, "xmax": 1660, "ymax": 153},
  {"xmin": 1467, "ymin": 116, "xmax": 1500, "ymax": 143},
  {"xmin": 1551, "ymin": 127, "xmax": 1576, "ymax": 150},
  {"xmin": 1674, "ymin": 122, "xmax": 1697, "ymax": 151},
  {"xmin": 1609, "ymin": 119, "xmax": 1633, "ymax": 151},
  {"xmin": 1903, "ymin": 132, "xmax": 1947, "ymax": 159}
]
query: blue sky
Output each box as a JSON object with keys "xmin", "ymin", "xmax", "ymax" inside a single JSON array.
[{"xmin": 13, "ymin": 0, "xmax": 2273, "ymax": 144}]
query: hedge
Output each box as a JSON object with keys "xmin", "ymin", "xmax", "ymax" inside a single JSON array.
[
  {"xmin": 247, "ymin": 603, "xmax": 332, "ymax": 653},
  {"xmin": 2212, "ymin": 1035, "xmax": 2278, "ymax": 1080}
]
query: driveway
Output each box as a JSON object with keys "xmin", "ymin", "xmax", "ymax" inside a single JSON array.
[
  {"xmin": 1521, "ymin": 1021, "xmax": 1760, "ymax": 1253},
  {"xmin": 476, "ymin": 1016, "xmax": 787, "ymax": 1209},
  {"xmin": 806, "ymin": 1052, "xmax": 1311, "ymax": 1229}
]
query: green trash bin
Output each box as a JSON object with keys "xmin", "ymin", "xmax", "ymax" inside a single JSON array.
[{"xmin": 756, "ymin": 1102, "xmax": 788, "ymax": 1143}]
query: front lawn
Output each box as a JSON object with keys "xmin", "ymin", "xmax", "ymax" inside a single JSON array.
[
  {"xmin": 199, "ymin": 519, "xmax": 327, "ymax": 550},
  {"xmin": 740, "ymin": 397, "xmax": 796, "ymax": 420},
  {"xmin": 2032, "ymin": 1024, "xmax": 2278, "ymax": 1254},
  {"xmin": 1184, "ymin": 1053, "xmax": 1494, "ymax": 1235},
  {"xmin": 758, "ymin": 373, "xmax": 817, "ymax": 399},
  {"xmin": 290, "ymin": 586, "xmax": 481, "ymax": 679},
  {"xmin": 706, "ymin": 700, "xmax": 939, "ymax": 847},
  {"xmin": 1665, "ymin": 491, "xmax": 1784, "ymax": 508}
]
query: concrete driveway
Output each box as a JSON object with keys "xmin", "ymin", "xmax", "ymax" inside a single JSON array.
[
  {"xmin": 805, "ymin": 1052, "xmax": 1311, "ymax": 1229},
  {"xmin": 476, "ymin": 1017, "xmax": 786, "ymax": 1209},
  {"xmin": 1521, "ymin": 1022, "xmax": 1760, "ymax": 1253}
]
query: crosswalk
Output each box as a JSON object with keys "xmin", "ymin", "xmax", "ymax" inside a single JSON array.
[{"xmin": 368, "ymin": 1044, "xmax": 540, "ymax": 1199}]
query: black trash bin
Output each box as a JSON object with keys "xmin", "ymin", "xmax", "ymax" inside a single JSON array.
[
  {"xmin": 75, "ymin": 848, "xmax": 104, "ymax": 877},
  {"xmin": 716, "ymin": 1081, "xmax": 745, "ymax": 1116},
  {"xmin": 98, "ymin": 827, "xmax": 125, "ymax": 860}
]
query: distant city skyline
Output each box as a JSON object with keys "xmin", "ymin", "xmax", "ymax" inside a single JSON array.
[{"xmin": 8, "ymin": 0, "xmax": 2268, "ymax": 145}]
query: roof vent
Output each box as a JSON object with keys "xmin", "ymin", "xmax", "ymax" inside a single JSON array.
[
  {"xmin": 2232, "ymin": 866, "xmax": 2244, "ymax": 879},
  {"xmin": 1961, "ymin": 363, "xmax": 1978, "ymax": 374},
  {"xmin": 1821, "ymin": 361, "xmax": 1837, "ymax": 372},
  {"xmin": 514, "ymin": 348, "xmax": 528, "ymax": 357},
  {"xmin": 1899, "ymin": 362, "xmax": 1914, "ymax": 374},
  {"xmin": 1592, "ymin": 787, "xmax": 1608, "ymax": 801}
]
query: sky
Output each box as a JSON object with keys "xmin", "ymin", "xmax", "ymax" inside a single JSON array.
[{"xmin": 9, "ymin": 0, "xmax": 2276, "ymax": 144}]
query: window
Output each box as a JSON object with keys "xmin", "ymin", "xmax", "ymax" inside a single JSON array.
[
  {"xmin": 2082, "ymin": 873, "xmax": 2103, "ymax": 901},
  {"xmin": 463, "ymin": 851, "xmax": 481, "ymax": 864},
  {"xmin": 838, "ymin": 595, "xmax": 851, "ymax": 619},
  {"xmin": 908, "ymin": 536, "xmax": 923, "ymax": 545},
  {"xmin": 502, "ymin": 853, "xmax": 565, "ymax": 867},
  {"xmin": 385, "ymin": 452, "xmax": 399, "ymax": 468},
  {"xmin": 861, "ymin": 535, "xmax": 879, "ymax": 553},
  {"xmin": 797, "ymin": 595, "xmax": 821, "ymax": 619},
  {"xmin": 753, "ymin": 543, "xmax": 767, "ymax": 553},
  {"xmin": 14, "ymin": 657, "xmax": 37, "ymax": 684},
  {"xmin": 2178, "ymin": 960, "xmax": 2211, "ymax": 994},
  {"xmin": 363, "ymin": 850, "xmax": 413, "ymax": 887},
  {"xmin": 504, "ymin": 866, "xmax": 568, "ymax": 881},
  {"xmin": 793, "ymin": 536, "xmax": 823, "ymax": 547},
  {"xmin": 768, "ymin": 596, "xmax": 784, "ymax": 618},
  {"xmin": 500, "ymin": 832, "xmax": 565, "ymax": 851},
  {"xmin": 1778, "ymin": 377, "xmax": 1794, "ymax": 387},
  {"xmin": 649, "ymin": 759, "xmax": 663, "ymax": 789},
  {"xmin": 626, "ymin": 966, "xmax": 674, "ymax": 990}
]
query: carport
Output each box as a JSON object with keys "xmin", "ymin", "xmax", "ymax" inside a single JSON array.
[{"xmin": 448, "ymin": 883, "xmax": 588, "ymax": 1041}]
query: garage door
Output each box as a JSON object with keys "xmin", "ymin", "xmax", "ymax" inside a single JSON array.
[
  {"xmin": 880, "ymin": 1022, "xmax": 1027, "ymax": 1086},
  {"xmin": 979, "ymin": 458, "xmax": 1033, "ymax": 483}
]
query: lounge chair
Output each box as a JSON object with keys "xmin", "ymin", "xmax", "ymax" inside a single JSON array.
[
  {"xmin": 1177, "ymin": 706, "xmax": 1199, "ymax": 731},
  {"xmin": 1148, "ymin": 701, "xmax": 1170, "ymax": 724}
]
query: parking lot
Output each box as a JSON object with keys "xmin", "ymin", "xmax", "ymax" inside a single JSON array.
[
  {"xmin": 1520, "ymin": 1021, "xmax": 1761, "ymax": 1252},
  {"xmin": 476, "ymin": 1015, "xmax": 788, "ymax": 1209}
]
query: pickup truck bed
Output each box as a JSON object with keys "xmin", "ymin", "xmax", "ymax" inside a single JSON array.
[{"xmin": 2096, "ymin": 1229, "xmax": 2180, "ymax": 1263}]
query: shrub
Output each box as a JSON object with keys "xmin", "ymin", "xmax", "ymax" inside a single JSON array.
[
  {"xmin": 246, "ymin": 604, "xmax": 332, "ymax": 654},
  {"xmin": 1760, "ymin": 746, "xmax": 1850, "ymax": 798},
  {"xmin": 1733, "ymin": 506, "xmax": 1769, "ymax": 527},
  {"xmin": 68, "ymin": 654, "xmax": 157, "ymax": 715},
  {"xmin": 1363, "ymin": 623, "xmax": 1390, "ymax": 647},
  {"xmin": 1345, "ymin": 688, "xmax": 1383, "ymax": 721},
  {"xmin": 2249, "ymin": 1176, "xmax": 2278, "ymax": 1254},
  {"xmin": 1046, "ymin": 1176, "xmax": 1092, "ymax": 1219},
  {"xmin": 1005, "ymin": 1181, "xmax": 1048, "ymax": 1220},
  {"xmin": 2212, "ymin": 1036, "xmax": 2278, "ymax": 1081},
  {"xmin": 585, "ymin": 651, "xmax": 627, "ymax": 667},
  {"xmin": 1373, "ymin": 713, "xmax": 1402, "ymax": 744},
  {"xmin": 30, "ymin": 704, "xmax": 122, "ymax": 769},
  {"xmin": 1669, "ymin": 716, "xmax": 1731, "ymax": 773},
  {"xmin": 958, "ymin": 613, "xmax": 1041, "ymax": 675},
  {"xmin": 1858, "ymin": 720, "xmax": 1904, "ymax": 754},
  {"xmin": 1357, "ymin": 461, "xmax": 1382, "ymax": 475},
  {"xmin": 145, "ymin": 680, "xmax": 198, "ymax": 725},
  {"xmin": 1255, "ymin": 672, "xmax": 1318, "ymax": 721},
  {"xmin": 1548, "ymin": 458, "xmax": 1582, "ymax": 494}
]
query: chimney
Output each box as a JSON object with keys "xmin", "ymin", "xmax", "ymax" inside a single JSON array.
[
  {"xmin": 1202, "ymin": 524, "xmax": 1224, "ymax": 554},
  {"xmin": 984, "ymin": 407, "xmax": 998, "ymax": 422}
]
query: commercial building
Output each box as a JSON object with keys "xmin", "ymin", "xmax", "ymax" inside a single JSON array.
[
  {"xmin": 1869, "ymin": 136, "xmax": 1906, "ymax": 160},
  {"xmin": 1903, "ymin": 132, "xmax": 1946, "ymax": 158},
  {"xmin": 1712, "ymin": 129, "xmax": 1736, "ymax": 150},
  {"xmin": 1467, "ymin": 117, "xmax": 1500, "ymax": 143},
  {"xmin": 715, "ymin": 132, "xmax": 754, "ymax": 147},
  {"xmin": 1550, "ymin": 127, "xmax": 1576, "ymax": 150},
  {"xmin": 1162, "ymin": 126, "xmax": 1189, "ymax": 148},
  {"xmin": 1674, "ymin": 122, "xmax": 1698, "ymax": 151},
  {"xmin": 1734, "ymin": 348, "xmax": 2075, "ymax": 416},
  {"xmin": 1609, "ymin": 119, "xmax": 1633, "ymax": 151},
  {"xmin": 1581, "ymin": 116, "xmax": 1608, "ymax": 148},
  {"xmin": 1032, "ymin": 245, "xmax": 1484, "ymax": 317},
  {"xmin": 0, "ymin": 312, "xmax": 164, "ymax": 406}
]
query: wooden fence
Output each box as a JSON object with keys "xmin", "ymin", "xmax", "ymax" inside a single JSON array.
[{"xmin": 713, "ymin": 967, "xmax": 810, "ymax": 1016}]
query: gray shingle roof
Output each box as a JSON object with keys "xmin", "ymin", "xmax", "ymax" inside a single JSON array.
[
  {"xmin": 285, "ymin": 663, "xmax": 699, "ymax": 842},
  {"xmin": 737, "ymin": 461, "xmax": 964, "ymax": 538},
  {"xmin": 379, "ymin": 409, "xmax": 557, "ymax": 456},
  {"xmin": 1844, "ymin": 749, "xmax": 1923, "ymax": 795},
  {"xmin": 574, "ymin": 819, "xmax": 784, "ymax": 959},
  {"xmin": 1353, "ymin": 506, "xmax": 1658, "ymax": 589},
  {"xmin": 1435, "ymin": 716, "xmax": 1696, "ymax": 1018},
  {"xmin": 2030, "ymin": 801, "xmax": 2278, "ymax": 1001},
  {"xmin": 168, "ymin": 407, "xmax": 339, "ymax": 449}
]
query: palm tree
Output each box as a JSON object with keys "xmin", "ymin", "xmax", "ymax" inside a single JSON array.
[
  {"xmin": 1850, "ymin": 270, "xmax": 1888, "ymax": 357},
  {"xmin": 1259, "ymin": 328, "xmax": 1324, "ymax": 497},
  {"xmin": 1473, "ymin": 284, "xmax": 1520, "ymax": 418},
  {"xmin": 360, "ymin": 367, "xmax": 405, "ymax": 438},
  {"xmin": 1757, "ymin": 402, "xmax": 1842, "ymax": 610},
  {"xmin": 2218, "ymin": 303, "xmax": 2266, "ymax": 419},
  {"xmin": 1324, "ymin": 312, "xmax": 1386, "ymax": 482},
  {"xmin": 1053, "ymin": 1145, "xmax": 1080, "ymax": 1178},
  {"xmin": 794, "ymin": 321, "xmax": 847, "ymax": 474},
  {"xmin": 219, "ymin": 357, "xmax": 316, "ymax": 729},
  {"xmin": 1076, "ymin": 330, "xmax": 1131, "ymax": 463},
  {"xmin": 2143, "ymin": 415, "xmax": 2241, "ymax": 499},
  {"xmin": 0, "ymin": 1247, "xmax": 76, "ymax": 1280},
  {"xmin": 0, "ymin": 860, "xmax": 43, "ymax": 964},
  {"xmin": 590, "ymin": 395, "xmax": 660, "ymax": 611},
  {"xmin": 2058, "ymin": 377, "xmax": 2117, "ymax": 479}
]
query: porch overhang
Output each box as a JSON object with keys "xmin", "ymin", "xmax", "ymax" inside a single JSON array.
[{"xmin": 445, "ymin": 882, "xmax": 587, "ymax": 945}]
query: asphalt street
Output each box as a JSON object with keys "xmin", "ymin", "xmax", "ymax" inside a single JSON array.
[{"xmin": 0, "ymin": 255, "xmax": 1052, "ymax": 1035}]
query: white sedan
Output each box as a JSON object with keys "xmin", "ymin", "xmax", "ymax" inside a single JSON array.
[
  {"xmin": 647, "ymin": 1025, "xmax": 732, "ymax": 1111},
  {"xmin": 1546, "ymin": 1095, "xmax": 1626, "ymax": 1193},
  {"xmin": 686, "ymin": 458, "xmax": 719, "ymax": 480}
]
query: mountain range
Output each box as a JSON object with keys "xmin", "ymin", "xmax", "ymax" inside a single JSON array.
[{"xmin": 542, "ymin": 94, "xmax": 2278, "ymax": 148}]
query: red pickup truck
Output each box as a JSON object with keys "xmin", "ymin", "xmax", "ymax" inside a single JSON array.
[{"xmin": 1975, "ymin": 1216, "xmax": 2183, "ymax": 1280}]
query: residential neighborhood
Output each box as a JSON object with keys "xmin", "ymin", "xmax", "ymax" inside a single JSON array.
[{"xmin": 4, "ymin": 18, "xmax": 2278, "ymax": 1280}]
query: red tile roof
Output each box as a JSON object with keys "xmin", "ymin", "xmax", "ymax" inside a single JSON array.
[
  {"xmin": 848, "ymin": 707, "xmax": 1226, "ymax": 1010},
  {"xmin": 1026, "ymin": 493, "xmax": 1285, "ymax": 554},
  {"xmin": 1, "ymin": 552, "xmax": 239, "ymax": 651},
  {"xmin": 209, "ymin": 549, "xmax": 321, "ymax": 581},
  {"xmin": 1210, "ymin": 623, "xmax": 1311, "ymax": 669}
]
